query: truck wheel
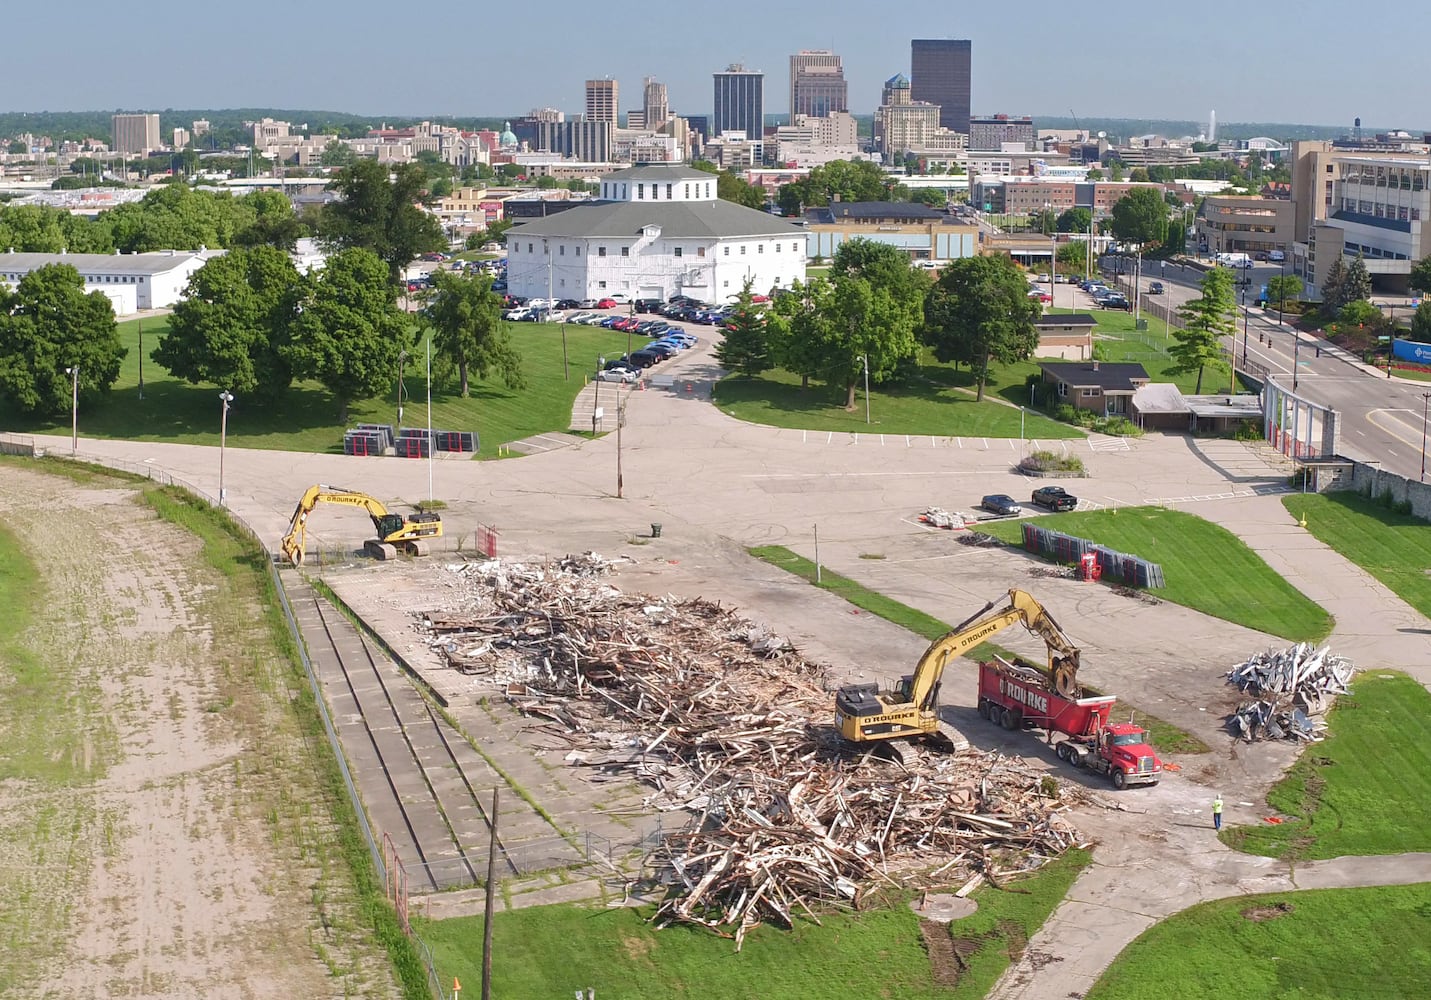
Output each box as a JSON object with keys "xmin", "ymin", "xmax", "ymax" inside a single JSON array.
[
  {"xmin": 1001, "ymin": 708, "xmax": 1020, "ymax": 731},
  {"xmin": 1055, "ymin": 742, "xmax": 1070, "ymax": 762},
  {"xmin": 1112, "ymin": 769, "xmax": 1127, "ymax": 790},
  {"xmin": 977, "ymin": 700, "xmax": 989, "ymax": 720}
]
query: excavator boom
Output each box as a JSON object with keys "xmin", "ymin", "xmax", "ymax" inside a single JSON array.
[
  {"xmin": 279, "ymin": 484, "xmax": 442, "ymax": 566},
  {"xmin": 835, "ymin": 588, "xmax": 1081, "ymax": 748}
]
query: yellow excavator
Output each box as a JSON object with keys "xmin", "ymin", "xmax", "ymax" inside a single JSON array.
[
  {"xmin": 835, "ymin": 588, "xmax": 1081, "ymax": 752},
  {"xmin": 279, "ymin": 484, "xmax": 443, "ymax": 566}
]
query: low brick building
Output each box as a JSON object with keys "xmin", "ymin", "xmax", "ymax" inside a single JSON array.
[
  {"xmin": 1037, "ymin": 361, "xmax": 1149, "ymax": 416},
  {"xmin": 1034, "ymin": 313, "xmax": 1095, "ymax": 361}
]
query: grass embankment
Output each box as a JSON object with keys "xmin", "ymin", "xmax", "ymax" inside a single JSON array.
[
  {"xmin": 974, "ymin": 507, "xmax": 1333, "ymax": 643},
  {"xmin": 1221, "ymin": 672, "xmax": 1431, "ymax": 860},
  {"xmin": 1086, "ymin": 883, "xmax": 1431, "ymax": 1000},
  {"xmin": 713, "ymin": 349, "xmax": 1083, "ymax": 440},
  {"xmin": 0, "ymin": 317, "xmax": 634, "ymax": 459},
  {"xmin": 418, "ymin": 849, "xmax": 1091, "ymax": 1000},
  {"xmin": 1281, "ymin": 492, "xmax": 1431, "ymax": 617},
  {"xmin": 141, "ymin": 482, "xmax": 430, "ymax": 997},
  {"xmin": 747, "ymin": 545, "xmax": 1207, "ymax": 754}
]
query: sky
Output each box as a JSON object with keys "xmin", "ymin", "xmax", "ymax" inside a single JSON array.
[{"xmin": 3, "ymin": 0, "xmax": 1425, "ymax": 129}]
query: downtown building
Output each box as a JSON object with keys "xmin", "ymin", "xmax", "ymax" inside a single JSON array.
[
  {"xmin": 112, "ymin": 113, "xmax": 160, "ymax": 155},
  {"xmin": 788, "ymin": 49, "xmax": 848, "ymax": 119},
  {"xmin": 585, "ymin": 79, "xmax": 619, "ymax": 123},
  {"xmin": 910, "ymin": 39, "xmax": 972, "ymax": 135},
  {"xmin": 713, "ymin": 64, "xmax": 765, "ymax": 155}
]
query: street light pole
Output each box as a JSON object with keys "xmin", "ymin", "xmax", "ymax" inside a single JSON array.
[
  {"xmin": 397, "ymin": 349, "xmax": 408, "ymax": 426},
  {"xmin": 1241, "ymin": 290, "xmax": 1250, "ymax": 367},
  {"xmin": 138, "ymin": 319, "xmax": 144, "ymax": 400},
  {"xmin": 65, "ymin": 365, "xmax": 78, "ymax": 453},
  {"xmin": 218, "ymin": 391, "xmax": 233, "ymax": 506},
  {"xmin": 1279, "ymin": 257, "xmax": 1287, "ymax": 328},
  {"xmin": 1421, "ymin": 392, "xmax": 1431, "ymax": 482},
  {"xmin": 862, "ymin": 354, "xmax": 870, "ymax": 424}
]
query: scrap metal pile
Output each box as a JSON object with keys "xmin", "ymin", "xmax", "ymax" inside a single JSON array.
[
  {"xmin": 415, "ymin": 554, "xmax": 1083, "ymax": 947},
  {"xmin": 1225, "ymin": 642, "xmax": 1354, "ymax": 742}
]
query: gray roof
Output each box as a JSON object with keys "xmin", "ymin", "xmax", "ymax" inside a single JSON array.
[
  {"xmin": 600, "ymin": 163, "xmax": 715, "ymax": 184},
  {"xmin": 1039, "ymin": 361, "xmax": 1150, "ymax": 391},
  {"xmin": 1132, "ymin": 383, "xmax": 1189, "ymax": 414},
  {"xmin": 806, "ymin": 201, "xmax": 945, "ymax": 224},
  {"xmin": 506, "ymin": 199, "xmax": 806, "ymax": 241},
  {"xmin": 0, "ymin": 251, "xmax": 207, "ymax": 275},
  {"xmin": 1035, "ymin": 313, "xmax": 1097, "ymax": 329}
]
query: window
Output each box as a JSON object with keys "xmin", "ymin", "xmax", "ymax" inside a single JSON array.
[
  {"xmin": 723, "ymin": 246, "xmax": 730, "ymax": 256},
  {"xmin": 559, "ymin": 278, "xmax": 565, "ymax": 286},
  {"xmin": 723, "ymin": 279, "xmax": 729, "ymax": 288},
  {"xmin": 1057, "ymin": 382, "xmax": 1068, "ymax": 398},
  {"xmin": 775, "ymin": 242, "xmax": 781, "ymax": 253},
  {"xmin": 576, "ymin": 247, "xmax": 581, "ymax": 257},
  {"xmin": 674, "ymin": 247, "xmax": 683, "ymax": 257},
  {"xmin": 684, "ymin": 184, "xmax": 690, "ymax": 198},
  {"xmin": 1081, "ymin": 388, "xmax": 1099, "ymax": 398},
  {"xmin": 705, "ymin": 182, "xmax": 711, "ymax": 198},
  {"xmin": 740, "ymin": 245, "xmax": 746, "ymax": 255},
  {"xmin": 559, "ymin": 245, "xmax": 565, "ymax": 255},
  {"xmin": 621, "ymin": 247, "xmax": 629, "ymax": 257},
  {"xmin": 528, "ymin": 243, "xmax": 534, "ymax": 253},
  {"xmin": 651, "ymin": 184, "xmax": 657, "ymax": 200},
  {"xmin": 666, "ymin": 184, "xmax": 672, "ymax": 199},
  {"xmin": 793, "ymin": 242, "xmax": 801, "ymax": 253},
  {"xmin": 598, "ymin": 280, "xmax": 607, "ymax": 288},
  {"xmin": 598, "ymin": 247, "xmax": 607, "ymax": 257},
  {"xmin": 638, "ymin": 183, "xmax": 645, "ymax": 200},
  {"xmin": 697, "ymin": 247, "xmax": 706, "ymax": 257},
  {"xmin": 758, "ymin": 244, "xmax": 764, "ymax": 253}
]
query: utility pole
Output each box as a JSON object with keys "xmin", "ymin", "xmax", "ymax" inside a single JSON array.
[
  {"xmin": 138, "ymin": 319, "xmax": 145, "ymax": 400},
  {"xmin": 66, "ymin": 365, "xmax": 79, "ymax": 453},
  {"xmin": 481, "ymin": 787, "xmax": 499, "ymax": 1000},
  {"xmin": 218, "ymin": 391, "xmax": 233, "ymax": 505},
  {"xmin": 616, "ymin": 394, "xmax": 625, "ymax": 498},
  {"xmin": 861, "ymin": 354, "xmax": 870, "ymax": 424}
]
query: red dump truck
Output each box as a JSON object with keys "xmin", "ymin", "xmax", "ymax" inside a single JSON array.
[{"xmin": 977, "ymin": 657, "xmax": 1162, "ymax": 789}]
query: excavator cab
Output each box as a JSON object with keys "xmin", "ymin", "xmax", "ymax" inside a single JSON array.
[{"xmin": 375, "ymin": 513, "xmax": 406, "ymax": 538}]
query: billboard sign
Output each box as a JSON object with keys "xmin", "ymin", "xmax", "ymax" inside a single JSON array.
[{"xmin": 1392, "ymin": 338, "xmax": 1431, "ymax": 364}]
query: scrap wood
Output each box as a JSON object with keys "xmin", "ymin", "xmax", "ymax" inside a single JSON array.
[{"xmin": 413, "ymin": 553, "xmax": 1084, "ymax": 948}]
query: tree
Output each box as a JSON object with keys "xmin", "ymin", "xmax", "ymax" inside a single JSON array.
[
  {"xmin": 1411, "ymin": 302, "xmax": 1431, "ymax": 340},
  {"xmin": 690, "ymin": 161, "xmax": 765, "ymax": 209},
  {"xmin": 1265, "ymin": 275, "xmax": 1304, "ymax": 310},
  {"xmin": 285, "ymin": 248, "xmax": 412, "ymax": 421},
  {"xmin": 1056, "ymin": 207, "xmax": 1092, "ymax": 234},
  {"xmin": 1171, "ymin": 266, "xmax": 1237, "ymax": 392},
  {"xmin": 154, "ymin": 246, "xmax": 301, "ymax": 398},
  {"xmin": 423, "ymin": 271, "xmax": 524, "ymax": 397},
  {"xmin": 766, "ymin": 277, "xmax": 839, "ymax": 389},
  {"xmin": 1343, "ymin": 253, "xmax": 1372, "ymax": 305},
  {"xmin": 320, "ymin": 140, "xmax": 356, "ymax": 167},
  {"xmin": 232, "ymin": 189, "xmax": 307, "ymax": 251},
  {"xmin": 921, "ymin": 255, "xmax": 1041, "ymax": 402},
  {"xmin": 1108, "ymin": 187, "xmax": 1168, "ymax": 248},
  {"xmin": 1409, "ymin": 255, "xmax": 1431, "ymax": 297},
  {"xmin": 1128, "ymin": 167, "xmax": 1150, "ymax": 183},
  {"xmin": 910, "ymin": 187, "xmax": 947, "ymax": 207},
  {"xmin": 1086, "ymin": 167, "xmax": 1104, "ymax": 181},
  {"xmin": 713, "ymin": 280, "xmax": 771, "ymax": 376},
  {"xmin": 317, "ymin": 159, "xmax": 445, "ymax": 281},
  {"xmin": 6, "ymin": 140, "xmax": 26, "ymax": 155},
  {"xmin": 0, "ymin": 264, "xmax": 124, "ymax": 415},
  {"xmin": 1030, "ymin": 207, "xmax": 1058, "ymax": 235},
  {"xmin": 780, "ymin": 159, "xmax": 899, "ymax": 210},
  {"xmin": 1320, "ymin": 257, "xmax": 1349, "ymax": 312},
  {"xmin": 1056, "ymin": 241, "xmax": 1090, "ymax": 272}
]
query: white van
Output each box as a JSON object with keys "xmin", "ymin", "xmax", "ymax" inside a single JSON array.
[
  {"xmin": 1216, "ymin": 252, "xmax": 1254, "ymax": 270},
  {"xmin": 1268, "ymin": 250, "xmax": 1286, "ymax": 263}
]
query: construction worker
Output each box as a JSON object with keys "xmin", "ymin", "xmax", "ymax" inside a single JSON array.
[{"xmin": 1212, "ymin": 794, "xmax": 1224, "ymax": 831}]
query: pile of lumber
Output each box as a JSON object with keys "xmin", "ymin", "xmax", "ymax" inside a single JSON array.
[
  {"xmin": 415, "ymin": 554, "xmax": 1083, "ymax": 947},
  {"xmin": 1225, "ymin": 642, "xmax": 1353, "ymax": 742}
]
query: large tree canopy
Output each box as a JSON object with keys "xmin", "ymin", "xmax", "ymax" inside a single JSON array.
[
  {"xmin": 154, "ymin": 245, "xmax": 301, "ymax": 398},
  {"xmin": 1108, "ymin": 187, "xmax": 1169, "ymax": 248},
  {"xmin": 0, "ymin": 264, "xmax": 124, "ymax": 415},
  {"xmin": 713, "ymin": 279, "xmax": 771, "ymax": 377},
  {"xmin": 316, "ymin": 159, "xmax": 446, "ymax": 280},
  {"xmin": 776, "ymin": 159, "xmax": 905, "ymax": 215},
  {"xmin": 423, "ymin": 270, "xmax": 524, "ymax": 397},
  {"xmin": 285, "ymin": 248, "xmax": 412, "ymax": 421},
  {"xmin": 1171, "ymin": 266, "xmax": 1236, "ymax": 393},
  {"xmin": 921, "ymin": 254, "xmax": 1041, "ymax": 401}
]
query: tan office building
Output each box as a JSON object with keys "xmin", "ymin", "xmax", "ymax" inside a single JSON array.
[
  {"xmin": 585, "ymin": 79, "xmax": 618, "ymax": 123},
  {"xmin": 1195, "ymin": 196, "xmax": 1295, "ymax": 257},
  {"xmin": 112, "ymin": 113, "xmax": 160, "ymax": 154}
]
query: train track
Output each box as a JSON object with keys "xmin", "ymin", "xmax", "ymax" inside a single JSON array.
[{"xmin": 303, "ymin": 592, "xmax": 518, "ymax": 891}]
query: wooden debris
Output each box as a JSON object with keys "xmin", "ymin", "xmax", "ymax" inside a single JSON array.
[{"xmin": 414, "ymin": 553, "xmax": 1083, "ymax": 948}]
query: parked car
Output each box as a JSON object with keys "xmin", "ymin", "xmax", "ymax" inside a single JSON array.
[
  {"xmin": 634, "ymin": 299, "xmax": 662, "ymax": 313},
  {"xmin": 556, "ymin": 298, "xmax": 581, "ymax": 310},
  {"xmin": 1029, "ymin": 290, "xmax": 1053, "ymax": 304},
  {"xmin": 526, "ymin": 297, "xmax": 551, "ymax": 309},
  {"xmin": 1031, "ymin": 486, "xmax": 1078, "ymax": 512},
  {"xmin": 645, "ymin": 342, "xmax": 679, "ymax": 359},
  {"xmin": 595, "ymin": 297, "xmax": 617, "ymax": 309},
  {"xmin": 980, "ymin": 494, "xmax": 1023, "ymax": 516},
  {"xmin": 543, "ymin": 310, "xmax": 567, "ymax": 322},
  {"xmin": 1147, "ymin": 281, "xmax": 1165, "ymax": 295},
  {"xmin": 627, "ymin": 349, "xmax": 662, "ymax": 369},
  {"xmin": 597, "ymin": 365, "xmax": 639, "ymax": 383},
  {"xmin": 599, "ymin": 316, "xmax": 623, "ymax": 328},
  {"xmin": 503, "ymin": 307, "xmax": 531, "ymax": 321},
  {"xmin": 1099, "ymin": 293, "xmax": 1130, "ymax": 310},
  {"xmin": 1269, "ymin": 249, "xmax": 1286, "ymax": 263}
]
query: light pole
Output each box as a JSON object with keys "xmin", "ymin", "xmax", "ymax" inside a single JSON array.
[
  {"xmin": 218, "ymin": 391, "xmax": 233, "ymax": 506},
  {"xmin": 1422, "ymin": 392, "xmax": 1431, "ymax": 482},
  {"xmin": 861, "ymin": 354, "xmax": 871, "ymax": 424},
  {"xmin": 1278, "ymin": 257, "xmax": 1287, "ymax": 328},
  {"xmin": 397, "ymin": 349, "xmax": 408, "ymax": 425},
  {"xmin": 616, "ymin": 393, "xmax": 625, "ymax": 498},
  {"xmin": 65, "ymin": 365, "xmax": 78, "ymax": 453},
  {"xmin": 594, "ymin": 355, "xmax": 603, "ymax": 435},
  {"xmin": 138, "ymin": 319, "xmax": 144, "ymax": 400},
  {"xmin": 1241, "ymin": 288, "xmax": 1249, "ymax": 367}
]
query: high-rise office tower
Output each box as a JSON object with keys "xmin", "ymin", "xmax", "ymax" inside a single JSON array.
[
  {"xmin": 643, "ymin": 76, "xmax": 669, "ymax": 130},
  {"xmin": 585, "ymin": 78, "xmax": 619, "ymax": 123},
  {"xmin": 789, "ymin": 49, "xmax": 848, "ymax": 120},
  {"xmin": 712, "ymin": 64, "xmax": 764, "ymax": 141},
  {"xmin": 910, "ymin": 39, "xmax": 972, "ymax": 134},
  {"xmin": 112, "ymin": 113, "xmax": 160, "ymax": 154}
]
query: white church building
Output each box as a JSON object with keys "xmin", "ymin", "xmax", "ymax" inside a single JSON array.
[{"xmin": 504, "ymin": 163, "xmax": 807, "ymax": 304}]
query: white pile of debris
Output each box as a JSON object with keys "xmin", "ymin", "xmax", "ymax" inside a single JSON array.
[{"xmin": 1225, "ymin": 642, "xmax": 1353, "ymax": 742}]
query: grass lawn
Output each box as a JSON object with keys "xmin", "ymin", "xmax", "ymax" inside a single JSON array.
[
  {"xmin": 1280, "ymin": 493, "xmax": 1431, "ymax": 618},
  {"xmin": 0, "ymin": 316, "xmax": 633, "ymax": 459},
  {"xmin": 417, "ymin": 849, "xmax": 1091, "ymax": 1000},
  {"xmin": 974, "ymin": 507, "xmax": 1333, "ymax": 642},
  {"xmin": 747, "ymin": 545, "xmax": 1208, "ymax": 754},
  {"xmin": 1221, "ymin": 672, "xmax": 1431, "ymax": 860},
  {"xmin": 1085, "ymin": 883, "xmax": 1431, "ymax": 1000},
  {"xmin": 714, "ymin": 351, "xmax": 1083, "ymax": 439},
  {"xmin": 1045, "ymin": 307, "xmax": 1239, "ymax": 396}
]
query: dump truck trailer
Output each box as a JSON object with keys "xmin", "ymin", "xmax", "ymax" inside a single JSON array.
[{"xmin": 977, "ymin": 657, "xmax": 1162, "ymax": 789}]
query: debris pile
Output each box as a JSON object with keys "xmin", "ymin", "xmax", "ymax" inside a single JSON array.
[
  {"xmin": 415, "ymin": 554, "xmax": 1083, "ymax": 947},
  {"xmin": 1225, "ymin": 643, "xmax": 1353, "ymax": 742},
  {"xmin": 918, "ymin": 507, "xmax": 965, "ymax": 530}
]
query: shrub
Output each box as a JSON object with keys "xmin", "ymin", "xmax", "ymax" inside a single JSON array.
[
  {"xmin": 1092, "ymin": 415, "xmax": 1143, "ymax": 437},
  {"xmin": 1019, "ymin": 450, "xmax": 1086, "ymax": 474},
  {"xmin": 1234, "ymin": 419, "xmax": 1263, "ymax": 442}
]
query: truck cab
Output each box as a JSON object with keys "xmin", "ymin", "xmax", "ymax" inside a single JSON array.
[{"xmin": 1094, "ymin": 724, "xmax": 1162, "ymax": 788}]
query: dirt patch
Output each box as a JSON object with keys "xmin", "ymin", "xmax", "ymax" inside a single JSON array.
[
  {"xmin": 921, "ymin": 919, "xmax": 965, "ymax": 987},
  {"xmin": 0, "ymin": 466, "xmax": 395, "ymax": 997},
  {"xmin": 998, "ymin": 918, "xmax": 1030, "ymax": 963},
  {"xmin": 621, "ymin": 933, "xmax": 654, "ymax": 963},
  {"xmin": 1242, "ymin": 901, "xmax": 1296, "ymax": 922}
]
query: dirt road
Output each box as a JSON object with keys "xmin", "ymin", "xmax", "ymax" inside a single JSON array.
[{"xmin": 0, "ymin": 464, "xmax": 396, "ymax": 999}]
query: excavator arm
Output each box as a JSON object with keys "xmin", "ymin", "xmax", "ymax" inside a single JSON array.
[{"xmin": 280, "ymin": 484, "xmax": 435, "ymax": 566}]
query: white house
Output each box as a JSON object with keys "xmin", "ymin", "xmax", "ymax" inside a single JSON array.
[
  {"xmin": 504, "ymin": 163, "xmax": 807, "ymax": 304},
  {"xmin": 0, "ymin": 249, "xmax": 219, "ymax": 315}
]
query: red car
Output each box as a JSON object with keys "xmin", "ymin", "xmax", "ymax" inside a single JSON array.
[{"xmin": 595, "ymin": 297, "xmax": 617, "ymax": 309}]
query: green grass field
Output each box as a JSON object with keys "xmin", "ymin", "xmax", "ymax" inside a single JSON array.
[
  {"xmin": 0, "ymin": 316, "xmax": 634, "ymax": 459},
  {"xmin": 1046, "ymin": 307, "xmax": 1240, "ymax": 396},
  {"xmin": 1221, "ymin": 672, "xmax": 1431, "ymax": 860},
  {"xmin": 974, "ymin": 508, "xmax": 1332, "ymax": 642},
  {"xmin": 714, "ymin": 350, "xmax": 1082, "ymax": 439},
  {"xmin": 1280, "ymin": 493, "xmax": 1431, "ymax": 618},
  {"xmin": 417, "ymin": 849, "xmax": 1090, "ymax": 1000},
  {"xmin": 746, "ymin": 545, "xmax": 1207, "ymax": 754},
  {"xmin": 1086, "ymin": 883, "xmax": 1431, "ymax": 1000}
]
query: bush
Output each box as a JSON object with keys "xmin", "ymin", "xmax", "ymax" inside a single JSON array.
[
  {"xmin": 1234, "ymin": 419, "xmax": 1263, "ymax": 442},
  {"xmin": 1092, "ymin": 415, "xmax": 1143, "ymax": 437},
  {"xmin": 1019, "ymin": 450, "xmax": 1087, "ymax": 474}
]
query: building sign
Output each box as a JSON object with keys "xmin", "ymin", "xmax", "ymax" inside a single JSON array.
[{"xmin": 1392, "ymin": 339, "xmax": 1431, "ymax": 364}]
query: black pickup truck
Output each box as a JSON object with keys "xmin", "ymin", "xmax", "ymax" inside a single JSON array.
[{"xmin": 1031, "ymin": 485, "xmax": 1078, "ymax": 511}]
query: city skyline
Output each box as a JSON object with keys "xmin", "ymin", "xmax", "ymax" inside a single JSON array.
[{"xmin": 2, "ymin": 0, "xmax": 1428, "ymax": 129}]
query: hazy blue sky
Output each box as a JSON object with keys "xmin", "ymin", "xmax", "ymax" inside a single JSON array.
[{"xmin": 3, "ymin": 0, "xmax": 1424, "ymax": 128}]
